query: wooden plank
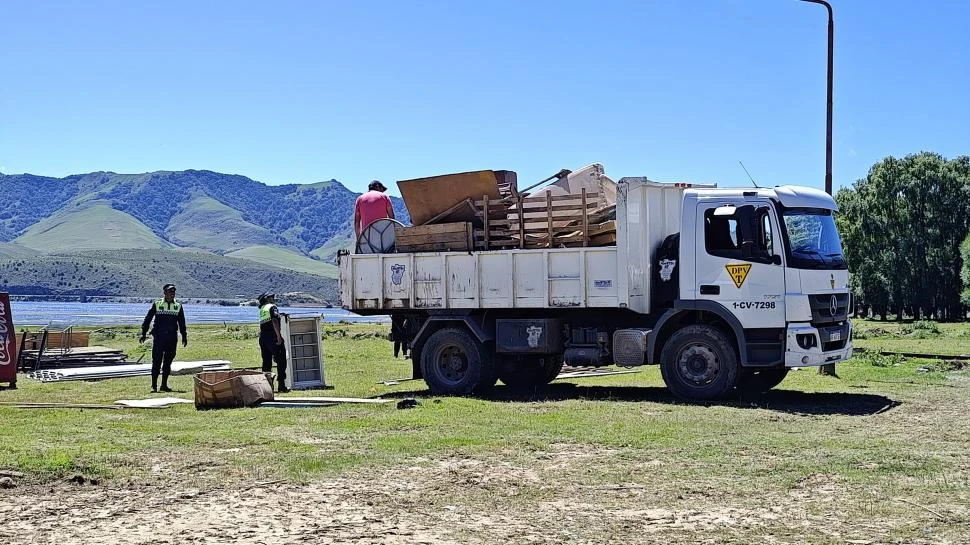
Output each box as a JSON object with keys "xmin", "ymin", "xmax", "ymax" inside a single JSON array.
[
  {"xmin": 475, "ymin": 192, "xmax": 601, "ymax": 207},
  {"xmin": 483, "ymin": 194, "xmax": 490, "ymax": 250},
  {"xmin": 582, "ymin": 188, "xmax": 588, "ymax": 247},
  {"xmin": 546, "ymin": 192, "xmax": 554, "ymax": 247},
  {"xmin": 418, "ymin": 198, "xmax": 476, "ymax": 226},
  {"xmin": 396, "ymin": 241, "xmax": 473, "ymax": 252},
  {"xmin": 395, "ymin": 222, "xmax": 469, "ymax": 237},
  {"xmin": 589, "ymin": 232, "xmax": 617, "ymax": 246},
  {"xmin": 588, "ymin": 204, "xmax": 616, "ymax": 224},
  {"xmin": 516, "ymin": 201, "xmax": 600, "ymax": 211},
  {"xmin": 477, "ymin": 240, "xmax": 518, "ymax": 247},
  {"xmin": 517, "ymin": 197, "xmax": 525, "ymax": 249},
  {"xmin": 513, "ymin": 213, "xmax": 588, "ymax": 223},
  {"xmin": 23, "ymin": 331, "xmax": 91, "ymax": 350},
  {"xmin": 587, "ymin": 220, "xmax": 616, "ymax": 237},
  {"xmin": 397, "ymin": 233, "xmax": 470, "ymax": 246},
  {"xmin": 519, "ymin": 192, "xmax": 601, "ymax": 204},
  {"xmin": 475, "ymin": 228, "xmax": 516, "ymax": 236},
  {"xmin": 397, "ymin": 222, "xmax": 468, "ymax": 237},
  {"xmin": 398, "ymin": 171, "xmax": 502, "ymax": 225}
]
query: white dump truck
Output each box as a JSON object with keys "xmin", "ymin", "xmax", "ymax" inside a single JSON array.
[{"xmin": 339, "ymin": 175, "xmax": 852, "ymax": 400}]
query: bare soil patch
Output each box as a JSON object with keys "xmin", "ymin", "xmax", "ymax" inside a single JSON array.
[{"xmin": 4, "ymin": 443, "xmax": 968, "ymax": 545}]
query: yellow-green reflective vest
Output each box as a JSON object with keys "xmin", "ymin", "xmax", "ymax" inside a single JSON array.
[
  {"xmin": 154, "ymin": 300, "xmax": 181, "ymax": 316},
  {"xmin": 259, "ymin": 303, "xmax": 275, "ymax": 324}
]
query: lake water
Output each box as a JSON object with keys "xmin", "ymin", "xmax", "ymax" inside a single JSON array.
[{"xmin": 8, "ymin": 301, "xmax": 388, "ymax": 327}]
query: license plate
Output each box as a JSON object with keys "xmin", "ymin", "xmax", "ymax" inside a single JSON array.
[{"xmin": 830, "ymin": 332, "xmax": 841, "ymax": 342}]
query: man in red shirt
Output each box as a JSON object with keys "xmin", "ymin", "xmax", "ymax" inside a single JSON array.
[{"xmin": 354, "ymin": 180, "xmax": 395, "ymax": 236}]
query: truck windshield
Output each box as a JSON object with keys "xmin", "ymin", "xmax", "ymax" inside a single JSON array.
[{"xmin": 780, "ymin": 207, "xmax": 847, "ymax": 270}]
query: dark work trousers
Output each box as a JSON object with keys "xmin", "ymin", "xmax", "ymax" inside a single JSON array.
[
  {"xmin": 151, "ymin": 335, "xmax": 178, "ymax": 389},
  {"xmin": 260, "ymin": 335, "xmax": 287, "ymax": 389}
]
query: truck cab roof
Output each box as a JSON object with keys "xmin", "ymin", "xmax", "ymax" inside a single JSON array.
[{"xmin": 683, "ymin": 185, "xmax": 838, "ymax": 211}]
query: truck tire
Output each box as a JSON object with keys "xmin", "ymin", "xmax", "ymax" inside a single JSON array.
[
  {"xmin": 660, "ymin": 325, "xmax": 739, "ymax": 400},
  {"xmin": 420, "ymin": 327, "xmax": 497, "ymax": 395},
  {"xmin": 739, "ymin": 368, "xmax": 789, "ymax": 393},
  {"xmin": 497, "ymin": 356, "xmax": 563, "ymax": 388}
]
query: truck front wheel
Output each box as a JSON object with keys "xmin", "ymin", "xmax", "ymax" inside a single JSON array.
[
  {"xmin": 660, "ymin": 325, "xmax": 739, "ymax": 400},
  {"xmin": 420, "ymin": 327, "xmax": 497, "ymax": 395}
]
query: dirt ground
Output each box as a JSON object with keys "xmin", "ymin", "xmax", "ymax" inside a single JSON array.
[{"xmin": 3, "ymin": 446, "xmax": 968, "ymax": 545}]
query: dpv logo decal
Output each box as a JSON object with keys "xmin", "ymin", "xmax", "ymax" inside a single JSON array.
[
  {"xmin": 390, "ymin": 264, "xmax": 406, "ymax": 286},
  {"xmin": 725, "ymin": 263, "xmax": 752, "ymax": 289},
  {"xmin": 526, "ymin": 326, "xmax": 543, "ymax": 348}
]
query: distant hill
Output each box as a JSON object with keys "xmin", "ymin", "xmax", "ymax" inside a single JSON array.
[
  {"xmin": 0, "ymin": 169, "xmax": 409, "ymax": 256},
  {"xmin": 0, "ymin": 249, "xmax": 338, "ymax": 300},
  {"xmin": 0, "ymin": 169, "xmax": 411, "ymax": 297},
  {"xmin": 14, "ymin": 201, "xmax": 172, "ymax": 252}
]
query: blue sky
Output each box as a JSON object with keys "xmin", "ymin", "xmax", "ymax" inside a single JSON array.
[{"xmin": 1, "ymin": 0, "xmax": 967, "ymax": 195}]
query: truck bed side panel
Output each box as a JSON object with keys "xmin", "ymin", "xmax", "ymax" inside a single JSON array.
[{"xmin": 343, "ymin": 248, "xmax": 620, "ymax": 311}]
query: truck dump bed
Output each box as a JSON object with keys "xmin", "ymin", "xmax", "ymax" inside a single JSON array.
[
  {"xmin": 341, "ymin": 177, "xmax": 695, "ymax": 315},
  {"xmin": 342, "ymin": 247, "xmax": 621, "ymax": 311}
]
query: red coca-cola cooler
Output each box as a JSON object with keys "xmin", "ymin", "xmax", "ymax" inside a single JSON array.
[{"xmin": 0, "ymin": 292, "xmax": 17, "ymax": 388}]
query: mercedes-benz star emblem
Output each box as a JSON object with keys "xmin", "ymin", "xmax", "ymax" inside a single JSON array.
[{"xmin": 830, "ymin": 294, "xmax": 838, "ymax": 316}]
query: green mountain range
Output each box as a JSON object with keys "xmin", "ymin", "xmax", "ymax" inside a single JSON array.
[{"xmin": 0, "ymin": 170, "xmax": 409, "ymax": 299}]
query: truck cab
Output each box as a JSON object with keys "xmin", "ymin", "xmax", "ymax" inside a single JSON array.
[{"xmin": 650, "ymin": 185, "xmax": 851, "ymax": 397}]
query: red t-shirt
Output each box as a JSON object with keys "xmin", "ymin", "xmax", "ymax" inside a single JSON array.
[{"xmin": 355, "ymin": 190, "xmax": 393, "ymax": 232}]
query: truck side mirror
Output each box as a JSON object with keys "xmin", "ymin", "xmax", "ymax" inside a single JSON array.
[{"xmin": 740, "ymin": 240, "xmax": 757, "ymax": 259}]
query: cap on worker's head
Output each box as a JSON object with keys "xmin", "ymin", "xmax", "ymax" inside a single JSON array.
[
  {"xmin": 258, "ymin": 291, "xmax": 275, "ymax": 303},
  {"xmin": 163, "ymin": 283, "xmax": 176, "ymax": 292},
  {"xmin": 368, "ymin": 180, "xmax": 387, "ymax": 192}
]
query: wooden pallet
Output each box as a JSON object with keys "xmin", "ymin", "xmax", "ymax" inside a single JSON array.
[
  {"xmin": 473, "ymin": 189, "xmax": 614, "ymax": 249},
  {"xmin": 395, "ymin": 222, "xmax": 474, "ymax": 252}
]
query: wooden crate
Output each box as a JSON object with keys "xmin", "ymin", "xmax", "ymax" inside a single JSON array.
[
  {"xmin": 193, "ymin": 370, "xmax": 274, "ymax": 410},
  {"xmin": 395, "ymin": 222, "xmax": 473, "ymax": 252}
]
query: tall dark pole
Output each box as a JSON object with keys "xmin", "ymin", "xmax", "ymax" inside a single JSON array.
[
  {"xmin": 800, "ymin": 0, "xmax": 837, "ymax": 377},
  {"xmin": 799, "ymin": 0, "xmax": 834, "ymax": 196}
]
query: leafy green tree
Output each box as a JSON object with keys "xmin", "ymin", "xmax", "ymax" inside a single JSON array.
[{"xmin": 837, "ymin": 153, "xmax": 970, "ymax": 320}]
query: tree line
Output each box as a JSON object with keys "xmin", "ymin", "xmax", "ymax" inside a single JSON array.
[{"xmin": 836, "ymin": 152, "xmax": 970, "ymax": 321}]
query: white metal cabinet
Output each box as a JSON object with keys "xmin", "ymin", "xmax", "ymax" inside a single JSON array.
[{"xmin": 280, "ymin": 314, "xmax": 326, "ymax": 390}]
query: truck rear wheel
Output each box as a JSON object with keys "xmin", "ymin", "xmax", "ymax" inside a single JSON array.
[
  {"xmin": 420, "ymin": 327, "xmax": 497, "ymax": 395},
  {"xmin": 660, "ymin": 325, "xmax": 739, "ymax": 400},
  {"xmin": 739, "ymin": 368, "xmax": 789, "ymax": 393},
  {"xmin": 497, "ymin": 356, "xmax": 564, "ymax": 388}
]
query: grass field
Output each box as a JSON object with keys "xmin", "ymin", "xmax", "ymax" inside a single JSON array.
[{"xmin": 0, "ymin": 318, "xmax": 968, "ymax": 544}]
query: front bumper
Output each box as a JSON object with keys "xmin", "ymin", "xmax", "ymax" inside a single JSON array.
[{"xmin": 784, "ymin": 322, "xmax": 853, "ymax": 367}]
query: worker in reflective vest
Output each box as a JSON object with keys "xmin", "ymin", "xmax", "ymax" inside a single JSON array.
[
  {"xmin": 258, "ymin": 292, "xmax": 289, "ymax": 393},
  {"xmin": 140, "ymin": 283, "xmax": 187, "ymax": 392}
]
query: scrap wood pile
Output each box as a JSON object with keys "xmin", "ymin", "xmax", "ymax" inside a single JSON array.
[
  {"xmin": 393, "ymin": 164, "xmax": 618, "ymax": 252},
  {"xmin": 475, "ymin": 192, "xmax": 617, "ymax": 249},
  {"xmin": 17, "ymin": 327, "xmax": 127, "ymax": 371}
]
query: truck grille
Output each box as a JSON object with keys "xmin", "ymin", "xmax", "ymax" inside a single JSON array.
[
  {"xmin": 817, "ymin": 323, "xmax": 849, "ymax": 351},
  {"xmin": 809, "ymin": 293, "xmax": 850, "ymax": 325}
]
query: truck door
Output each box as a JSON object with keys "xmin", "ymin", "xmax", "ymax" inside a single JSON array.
[{"xmin": 694, "ymin": 201, "xmax": 786, "ymax": 333}]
